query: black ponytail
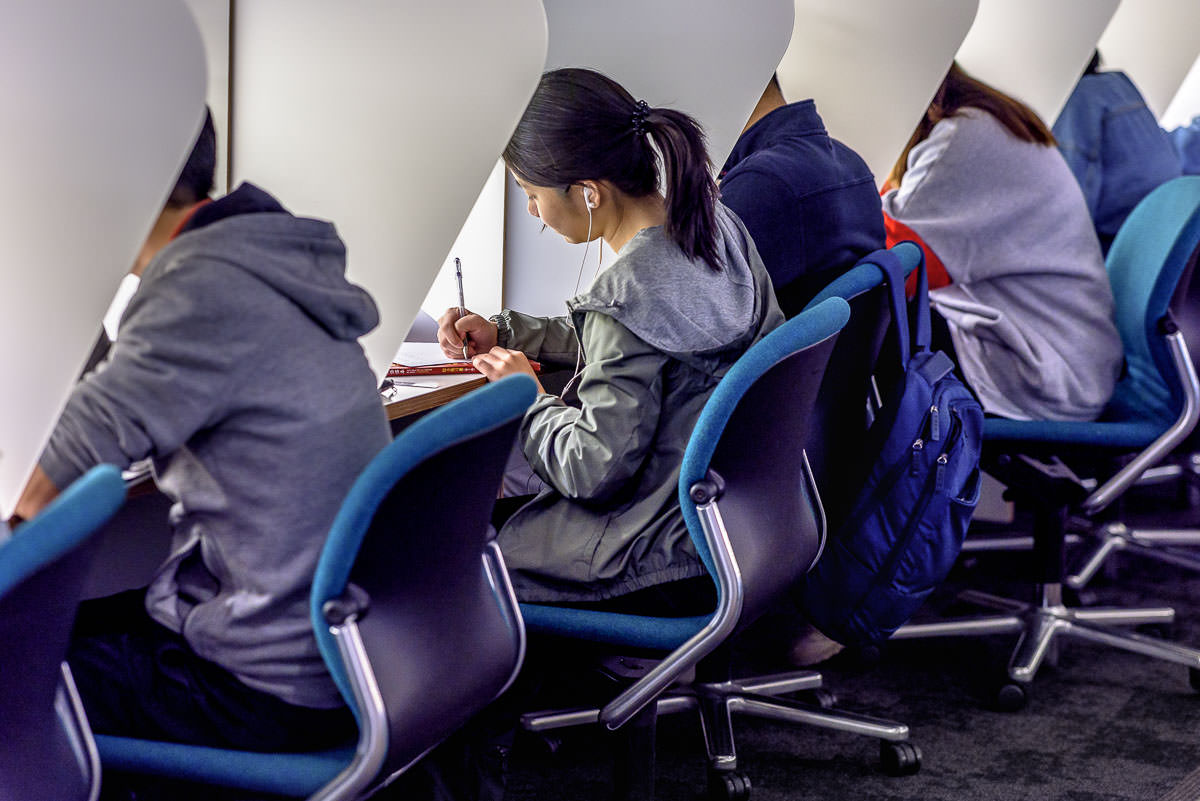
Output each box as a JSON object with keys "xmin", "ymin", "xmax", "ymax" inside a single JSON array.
[
  {"xmin": 503, "ymin": 68, "xmax": 721, "ymax": 270},
  {"xmin": 643, "ymin": 107, "xmax": 720, "ymax": 269}
]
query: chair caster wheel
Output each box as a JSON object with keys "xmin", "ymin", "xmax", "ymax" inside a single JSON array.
[
  {"xmin": 1178, "ymin": 478, "xmax": 1200, "ymax": 509},
  {"xmin": 707, "ymin": 769, "xmax": 751, "ymax": 801},
  {"xmin": 798, "ymin": 688, "xmax": 837, "ymax": 709},
  {"xmin": 853, "ymin": 643, "xmax": 882, "ymax": 666},
  {"xmin": 994, "ymin": 682, "xmax": 1027, "ymax": 712},
  {"xmin": 1189, "ymin": 667, "xmax": 1200, "ymax": 692},
  {"xmin": 534, "ymin": 734, "xmax": 563, "ymax": 756},
  {"xmin": 879, "ymin": 741, "xmax": 921, "ymax": 776}
]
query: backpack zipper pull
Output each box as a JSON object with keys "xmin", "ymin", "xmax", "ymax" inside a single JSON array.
[
  {"xmin": 930, "ymin": 404, "xmax": 940, "ymax": 441},
  {"xmin": 935, "ymin": 452, "xmax": 948, "ymax": 492},
  {"xmin": 911, "ymin": 438, "xmax": 924, "ymax": 475}
]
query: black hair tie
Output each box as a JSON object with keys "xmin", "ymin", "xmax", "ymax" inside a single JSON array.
[{"xmin": 631, "ymin": 99, "xmax": 650, "ymax": 136}]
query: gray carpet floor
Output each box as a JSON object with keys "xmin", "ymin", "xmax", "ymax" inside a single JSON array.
[{"xmin": 504, "ymin": 490, "xmax": 1200, "ymax": 801}]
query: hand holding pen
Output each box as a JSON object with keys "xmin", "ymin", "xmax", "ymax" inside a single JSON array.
[{"xmin": 437, "ymin": 258, "xmax": 497, "ymax": 362}]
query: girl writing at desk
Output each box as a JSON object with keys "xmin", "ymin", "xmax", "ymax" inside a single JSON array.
[{"xmin": 438, "ymin": 67, "xmax": 782, "ymax": 612}]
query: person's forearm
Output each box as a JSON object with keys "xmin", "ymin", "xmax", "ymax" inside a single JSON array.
[
  {"xmin": 495, "ymin": 310, "xmax": 580, "ymax": 365},
  {"xmin": 13, "ymin": 465, "xmax": 61, "ymax": 522}
]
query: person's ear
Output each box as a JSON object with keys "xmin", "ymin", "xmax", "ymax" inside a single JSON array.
[{"xmin": 579, "ymin": 181, "xmax": 600, "ymax": 209}]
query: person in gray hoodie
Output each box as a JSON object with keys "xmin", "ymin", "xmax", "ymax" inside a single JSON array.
[
  {"xmin": 13, "ymin": 112, "xmax": 390, "ymax": 755},
  {"xmin": 881, "ymin": 62, "xmax": 1123, "ymax": 422},
  {"xmin": 438, "ymin": 68, "xmax": 784, "ymax": 608}
]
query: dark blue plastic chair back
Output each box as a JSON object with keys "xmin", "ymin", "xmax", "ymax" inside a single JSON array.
[
  {"xmin": 803, "ymin": 242, "xmax": 921, "ymax": 531},
  {"xmin": 679, "ymin": 297, "xmax": 849, "ymax": 621},
  {"xmin": 312, "ymin": 374, "xmax": 535, "ymax": 781},
  {"xmin": 1104, "ymin": 176, "xmax": 1200, "ymax": 426},
  {"xmin": 0, "ymin": 464, "xmax": 126, "ymax": 801}
]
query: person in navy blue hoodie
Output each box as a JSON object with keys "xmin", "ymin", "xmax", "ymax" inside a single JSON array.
[{"xmin": 719, "ymin": 74, "xmax": 884, "ymax": 317}]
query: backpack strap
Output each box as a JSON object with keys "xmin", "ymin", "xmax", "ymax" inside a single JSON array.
[
  {"xmin": 864, "ymin": 248, "xmax": 911, "ymax": 369},
  {"xmin": 911, "ymin": 249, "xmax": 932, "ymax": 354}
]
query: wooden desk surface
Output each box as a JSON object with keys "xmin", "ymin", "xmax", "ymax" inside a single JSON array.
[{"xmin": 383, "ymin": 373, "xmax": 487, "ymax": 420}]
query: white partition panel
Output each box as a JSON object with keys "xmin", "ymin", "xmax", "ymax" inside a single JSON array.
[
  {"xmin": 956, "ymin": 0, "xmax": 1120, "ymax": 125},
  {"xmin": 504, "ymin": 0, "xmax": 794, "ymax": 316},
  {"xmin": 0, "ymin": 0, "xmax": 207, "ymax": 517},
  {"xmin": 420, "ymin": 161, "xmax": 507, "ymax": 321},
  {"xmin": 778, "ymin": 0, "xmax": 978, "ymax": 186},
  {"xmin": 231, "ymin": 1, "xmax": 548, "ymax": 378},
  {"xmin": 1163, "ymin": 54, "xmax": 1200, "ymax": 130},
  {"xmin": 1097, "ymin": 0, "xmax": 1200, "ymax": 120}
]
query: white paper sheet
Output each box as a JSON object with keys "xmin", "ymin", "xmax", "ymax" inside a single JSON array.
[{"xmin": 393, "ymin": 341, "xmax": 469, "ymax": 366}]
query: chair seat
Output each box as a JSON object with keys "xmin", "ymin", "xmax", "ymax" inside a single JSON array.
[
  {"xmin": 519, "ymin": 603, "xmax": 711, "ymax": 652},
  {"xmin": 983, "ymin": 416, "xmax": 1168, "ymax": 449},
  {"xmin": 94, "ymin": 734, "xmax": 355, "ymax": 797}
]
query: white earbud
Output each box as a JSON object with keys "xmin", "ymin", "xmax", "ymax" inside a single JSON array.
[{"xmin": 584, "ymin": 187, "xmax": 597, "ymax": 208}]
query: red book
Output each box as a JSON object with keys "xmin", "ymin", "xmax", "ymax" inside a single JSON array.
[
  {"xmin": 387, "ymin": 359, "xmax": 542, "ymax": 377},
  {"xmin": 387, "ymin": 362, "xmax": 480, "ymax": 377}
]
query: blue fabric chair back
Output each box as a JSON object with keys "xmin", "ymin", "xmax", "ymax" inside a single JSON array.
[
  {"xmin": 311, "ymin": 374, "xmax": 535, "ymax": 783},
  {"xmin": 679, "ymin": 297, "xmax": 849, "ymax": 621},
  {"xmin": 1104, "ymin": 176, "xmax": 1200, "ymax": 426},
  {"xmin": 803, "ymin": 242, "xmax": 921, "ymax": 531},
  {"xmin": 0, "ymin": 465, "xmax": 126, "ymax": 801}
]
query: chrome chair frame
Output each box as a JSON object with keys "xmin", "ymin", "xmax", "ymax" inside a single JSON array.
[
  {"xmin": 892, "ymin": 177, "xmax": 1200, "ymax": 703},
  {"xmin": 314, "ymin": 540, "xmax": 525, "ymax": 801},
  {"xmin": 520, "ymin": 302, "xmax": 918, "ymax": 800}
]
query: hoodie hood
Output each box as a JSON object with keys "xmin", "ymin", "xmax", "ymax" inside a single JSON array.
[
  {"xmin": 149, "ymin": 183, "xmax": 379, "ymax": 341},
  {"xmin": 568, "ymin": 203, "xmax": 766, "ymax": 359}
]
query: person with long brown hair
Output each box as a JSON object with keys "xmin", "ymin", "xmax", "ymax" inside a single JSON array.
[{"xmin": 882, "ymin": 61, "xmax": 1122, "ymax": 422}]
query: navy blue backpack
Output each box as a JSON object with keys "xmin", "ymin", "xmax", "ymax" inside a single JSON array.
[{"xmin": 801, "ymin": 248, "xmax": 984, "ymax": 647}]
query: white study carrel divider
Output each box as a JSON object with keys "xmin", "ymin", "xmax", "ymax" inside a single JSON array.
[
  {"xmin": 230, "ymin": 0, "xmax": 548, "ymax": 379},
  {"xmin": 1163, "ymin": 54, "xmax": 1200, "ymax": 130},
  {"xmin": 778, "ymin": 0, "xmax": 979, "ymax": 187},
  {"xmin": 503, "ymin": 0, "xmax": 795, "ymax": 317},
  {"xmin": 955, "ymin": 0, "xmax": 1121, "ymax": 127},
  {"xmin": 0, "ymin": 0, "xmax": 207, "ymax": 517},
  {"xmin": 1097, "ymin": 0, "xmax": 1200, "ymax": 121}
]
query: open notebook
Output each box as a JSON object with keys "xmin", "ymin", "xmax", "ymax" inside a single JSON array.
[
  {"xmin": 389, "ymin": 341, "xmax": 476, "ymax": 376},
  {"xmin": 389, "ymin": 341, "xmax": 541, "ymax": 377}
]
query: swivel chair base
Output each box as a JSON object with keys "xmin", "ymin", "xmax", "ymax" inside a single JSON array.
[
  {"xmin": 893, "ymin": 581, "xmax": 1200, "ymax": 710},
  {"xmin": 521, "ymin": 669, "xmax": 918, "ymax": 801},
  {"xmin": 1068, "ymin": 520, "xmax": 1200, "ymax": 588}
]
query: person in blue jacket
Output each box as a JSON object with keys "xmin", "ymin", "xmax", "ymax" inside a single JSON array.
[
  {"xmin": 719, "ymin": 74, "xmax": 884, "ymax": 316},
  {"xmin": 1053, "ymin": 51, "xmax": 1181, "ymax": 254},
  {"xmin": 1167, "ymin": 115, "xmax": 1200, "ymax": 175}
]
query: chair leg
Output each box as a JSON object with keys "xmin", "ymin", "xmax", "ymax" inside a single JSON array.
[
  {"xmin": 1065, "ymin": 525, "xmax": 1128, "ymax": 589},
  {"xmin": 722, "ymin": 692, "xmax": 909, "ymax": 741},
  {"xmin": 612, "ymin": 700, "xmax": 656, "ymax": 801},
  {"xmin": 1007, "ymin": 604, "xmax": 1063, "ymax": 682},
  {"xmin": 1062, "ymin": 617, "xmax": 1200, "ymax": 668},
  {"xmin": 1068, "ymin": 522, "xmax": 1200, "ymax": 589},
  {"xmin": 698, "ymin": 693, "xmax": 746, "ymax": 798}
]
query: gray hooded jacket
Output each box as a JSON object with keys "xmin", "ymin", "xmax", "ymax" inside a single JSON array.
[
  {"xmin": 881, "ymin": 108, "xmax": 1123, "ymax": 421},
  {"xmin": 494, "ymin": 203, "xmax": 784, "ymax": 602},
  {"xmin": 40, "ymin": 189, "xmax": 390, "ymax": 708}
]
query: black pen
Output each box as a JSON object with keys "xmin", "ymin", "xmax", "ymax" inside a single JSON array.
[{"xmin": 454, "ymin": 257, "xmax": 468, "ymax": 360}]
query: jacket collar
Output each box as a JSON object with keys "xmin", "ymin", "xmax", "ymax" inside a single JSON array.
[
  {"xmin": 720, "ymin": 99, "xmax": 825, "ymax": 178},
  {"xmin": 178, "ymin": 182, "xmax": 289, "ymax": 236}
]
